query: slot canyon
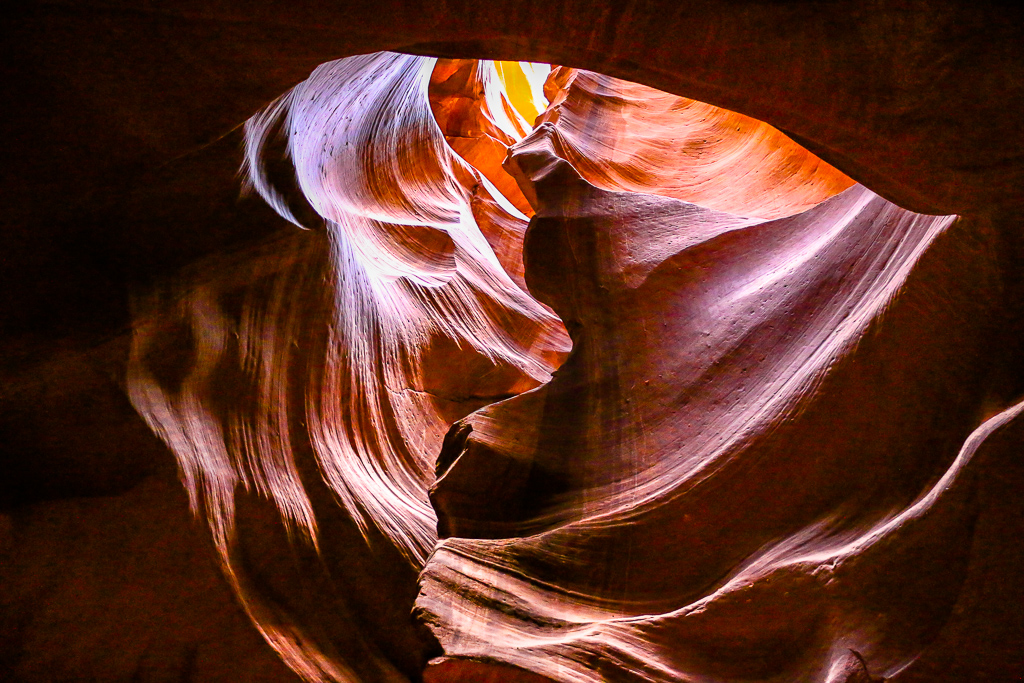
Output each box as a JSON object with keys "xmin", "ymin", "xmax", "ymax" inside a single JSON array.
[{"xmin": 2, "ymin": 2, "xmax": 1023, "ymax": 682}]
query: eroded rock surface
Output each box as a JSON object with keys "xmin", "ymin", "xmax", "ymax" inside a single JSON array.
[
  {"xmin": 4, "ymin": 4, "xmax": 1024, "ymax": 678},
  {"xmin": 419, "ymin": 122, "xmax": 1008, "ymax": 683}
]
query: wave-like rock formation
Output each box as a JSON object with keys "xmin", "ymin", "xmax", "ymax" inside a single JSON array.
[
  {"xmin": 128, "ymin": 52, "xmax": 567, "ymax": 682},
  {"xmin": 117, "ymin": 50, "xmax": 1017, "ymax": 683},
  {"xmin": 6, "ymin": 4, "xmax": 1024, "ymax": 681},
  {"xmin": 420, "ymin": 127, "xmax": 1002, "ymax": 682},
  {"xmin": 536, "ymin": 67, "xmax": 855, "ymax": 220}
]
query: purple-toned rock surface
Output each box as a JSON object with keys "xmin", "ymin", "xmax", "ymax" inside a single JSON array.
[{"xmin": 3, "ymin": 4, "xmax": 1024, "ymax": 681}]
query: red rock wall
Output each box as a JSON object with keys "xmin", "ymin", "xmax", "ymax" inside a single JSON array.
[{"xmin": 3, "ymin": 3, "xmax": 1024, "ymax": 682}]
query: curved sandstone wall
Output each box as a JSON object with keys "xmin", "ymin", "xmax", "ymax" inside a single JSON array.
[{"xmin": 3, "ymin": 3, "xmax": 1023, "ymax": 682}]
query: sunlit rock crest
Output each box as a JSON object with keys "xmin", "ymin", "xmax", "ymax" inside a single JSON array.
[{"xmin": 537, "ymin": 66, "xmax": 855, "ymax": 219}]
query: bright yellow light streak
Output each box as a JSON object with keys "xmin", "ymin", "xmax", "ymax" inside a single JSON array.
[{"xmin": 494, "ymin": 61, "xmax": 551, "ymax": 127}]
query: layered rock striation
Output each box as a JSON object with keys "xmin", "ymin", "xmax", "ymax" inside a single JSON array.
[
  {"xmin": 4, "ymin": 7, "xmax": 1023, "ymax": 677},
  {"xmin": 125, "ymin": 53, "xmax": 1017, "ymax": 682}
]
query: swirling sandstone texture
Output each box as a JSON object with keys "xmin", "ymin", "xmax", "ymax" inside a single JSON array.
[
  {"xmin": 534, "ymin": 67, "xmax": 855, "ymax": 219},
  {"xmin": 126, "ymin": 52, "xmax": 1011, "ymax": 683},
  {"xmin": 4, "ymin": 3, "xmax": 1024, "ymax": 682},
  {"xmin": 128, "ymin": 52, "xmax": 567, "ymax": 682},
  {"xmin": 421, "ymin": 125, "xmax": 1000, "ymax": 682}
]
